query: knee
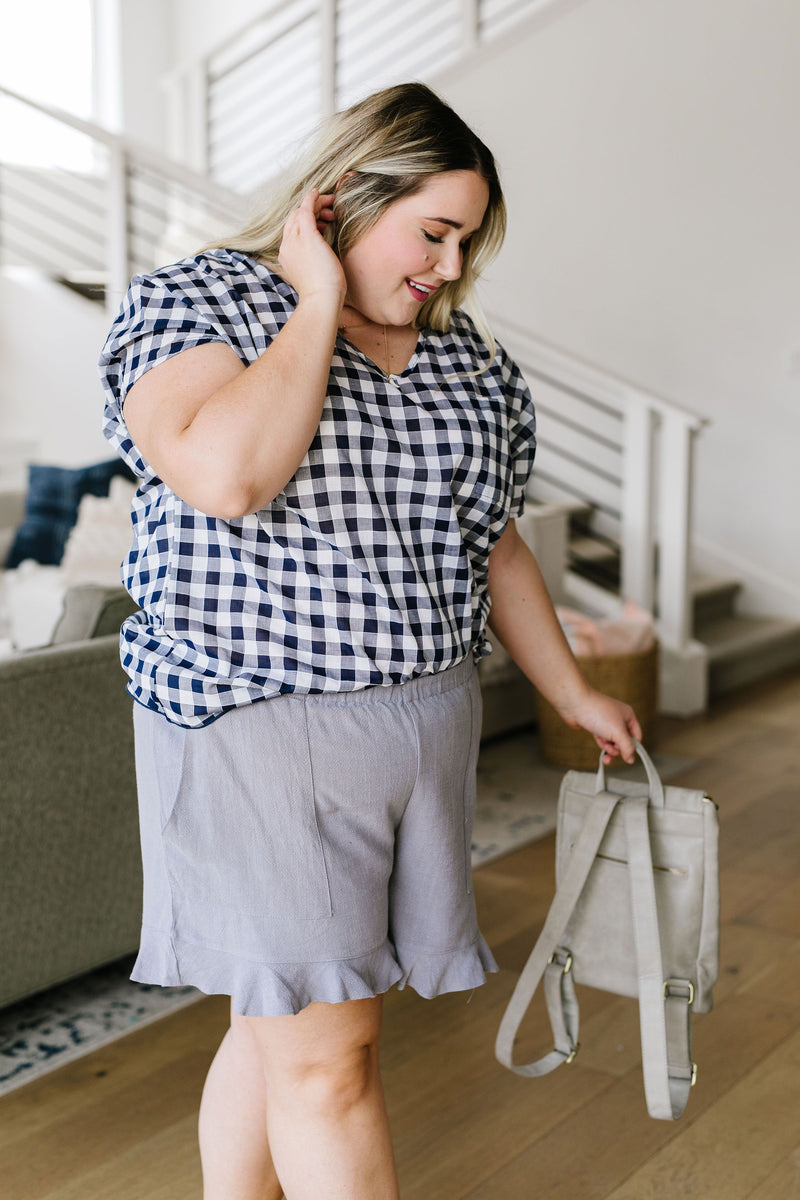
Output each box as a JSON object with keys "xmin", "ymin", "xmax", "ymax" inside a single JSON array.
[
  {"xmin": 274, "ymin": 1040, "xmax": 378, "ymax": 1118},
  {"xmin": 232, "ymin": 998, "xmax": 385, "ymax": 1119}
]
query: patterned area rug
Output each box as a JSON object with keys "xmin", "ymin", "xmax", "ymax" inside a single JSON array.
[
  {"xmin": 0, "ymin": 731, "xmax": 692, "ymax": 1097},
  {"xmin": 0, "ymin": 961, "xmax": 199, "ymax": 1097}
]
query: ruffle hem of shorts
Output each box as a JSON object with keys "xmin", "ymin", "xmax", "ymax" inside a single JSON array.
[{"xmin": 131, "ymin": 925, "xmax": 499, "ymax": 1017}]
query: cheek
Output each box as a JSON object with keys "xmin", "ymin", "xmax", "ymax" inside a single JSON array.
[
  {"xmin": 386, "ymin": 236, "xmax": 431, "ymax": 279},
  {"xmin": 369, "ymin": 228, "xmax": 412, "ymax": 270},
  {"xmin": 344, "ymin": 226, "xmax": 427, "ymax": 286}
]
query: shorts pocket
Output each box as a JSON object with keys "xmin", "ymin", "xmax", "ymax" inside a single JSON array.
[
  {"xmin": 151, "ymin": 718, "xmax": 188, "ymax": 835},
  {"xmin": 461, "ymin": 672, "xmax": 482, "ymax": 896},
  {"xmin": 161, "ymin": 699, "xmax": 333, "ymax": 944}
]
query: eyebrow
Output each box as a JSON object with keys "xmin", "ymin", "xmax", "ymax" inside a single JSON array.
[{"xmin": 425, "ymin": 216, "xmax": 464, "ymax": 229}]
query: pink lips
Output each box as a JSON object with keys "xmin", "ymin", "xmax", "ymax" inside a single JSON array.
[{"xmin": 406, "ymin": 279, "xmax": 437, "ymax": 303}]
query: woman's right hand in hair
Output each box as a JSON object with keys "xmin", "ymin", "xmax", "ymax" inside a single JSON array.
[
  {"xmin": 278, "ymin": 188, "xmax": 347, "ymax": 302},
  {"xmin": 123, "ymin": 188, "xmax": 347, "ymax": 519}
]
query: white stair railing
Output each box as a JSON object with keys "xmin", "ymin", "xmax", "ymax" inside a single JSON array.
[
  {"xmin": 162, "ymin": 0, "xmax": 567, "ymax": 192},
  {"xmin": 490, "ymin": 316, "xmax": 708, "ymax": 653},
  {"xmin": 0, "ymin": 80, "xmax": 710, "ymax": 665},
  {"xmin": 0, "ymin": 85, "xmax": 246, "ymax": 314}
]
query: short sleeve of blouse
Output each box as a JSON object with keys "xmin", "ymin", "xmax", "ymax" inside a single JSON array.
[
  {"xmin": 99, "ymin": 268, "xmax": 228, "ymax": 476},
  {"xmin": 497, "ymin": 341, "xmax": 536, "ymax": 517}
]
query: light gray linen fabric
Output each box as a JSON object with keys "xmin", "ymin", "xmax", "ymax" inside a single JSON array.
[{"xmin": 131, "ymin": 657, "xmax": 498, "ymax": 1016}]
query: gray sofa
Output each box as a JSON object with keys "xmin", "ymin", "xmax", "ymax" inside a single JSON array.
[{"xmin": 0, "ymin": 590, "xmax": 142, "ymax": 1009}]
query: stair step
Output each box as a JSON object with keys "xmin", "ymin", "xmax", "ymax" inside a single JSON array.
[
  {"xmin": 53, "ymin": 273, "xmax": 106, "ymax": 303},
  {"xmin": 544, "ymin": 511, "xmax": 791, "ymax": 699},
  {"xmin": 566, "ymin": 504, "xmax": 596, "ymax": 536},
  {"xmin": 564, "ymin": 534, "xmax": 744, "ymax": 625},
  {"xmin": 690, "ymin": 573, "xmax": 742, "ymax": 625},
  {"xmin": 695, "ymin": 614, "xmax": 800, "ymax": 698},
  {"xmin": 568, "ymin": 535, "xmax": 619, "ymax": 566},
  {"xmin": 567, "ymin": 538, "xmax": 620, "ymax": 592}
]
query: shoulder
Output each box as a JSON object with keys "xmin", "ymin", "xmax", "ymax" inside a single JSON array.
[
  {"xmin": 441, "ymin": 308, "xmax": 491, "ymax": 361},
  {"xmin": 438, "ymin": 309, "xmax": 521, "ymax": 381},
  {"xmin": 120, "ymin": 250, "xmax": 291, "ymax": 312}
]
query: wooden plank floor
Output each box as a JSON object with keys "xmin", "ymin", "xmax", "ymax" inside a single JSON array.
[{"xmin": 2, "ymin": 670, "xmax": 799, "ymax": 1199}]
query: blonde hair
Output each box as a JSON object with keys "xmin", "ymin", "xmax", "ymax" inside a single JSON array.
[{"xmin": 208, "ymin": 83, "xmax": 506, "ymax": 350}]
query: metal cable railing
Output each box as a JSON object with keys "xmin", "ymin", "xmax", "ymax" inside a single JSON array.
[
  {"xmin": 163, "ymin": 0, "xmax": 565, "ymax": 192},
  {"xmin": 0, "ymin": 85, "xmax": 245, "ymax": 313},
  {"xmin": 492, "ymin": 315, "xmax": 708, "ymax": 647}
]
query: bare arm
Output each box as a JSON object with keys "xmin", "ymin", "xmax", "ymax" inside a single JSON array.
[
  {"xmin": 487, "ymin": 520, "xmax": 641, "ymax": 764},
  {"xmin": 123, "ymin": 190, "xmax": 346, "ymax": 519}
]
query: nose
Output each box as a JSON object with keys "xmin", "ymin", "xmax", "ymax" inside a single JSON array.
[{"xmin": 433, "ymin": 242, "xmax": 463, "ymax": 282}]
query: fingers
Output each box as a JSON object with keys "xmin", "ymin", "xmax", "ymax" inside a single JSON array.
[
  {"xmin": 592, "ymin": 703, "xmax": 640, "ymax": 766},
  {"xmin": 290, "ymin": 190, "xmax": 334, "ymax": 229},
  {"xmin": 620, "ymin": 707, "xmax": 642, "ymax": 763},
  {"xmin": 612, "ymin": 726, "xmax": 637, "ymax": 765},
  {"xmin": 295, "ymin": 188, "xmax": 336, "ymax": 236},
  {"xmin": 277, "ymin": 189, "xmax": 346, "ymax": 298},
  {"xmin": 595, "ymin": 737, "xmax": 622, "ymax": 766},
  {"xmin": 606, "ymin": 703, "xmax": 640, "ymax": 765},
  {"xmin": 316, "ymin": 208, "xmax": 335, "ymax": 234},
  {"xmin": 301, "ymin": 188, "xmax": 335, "ymax": 217}
]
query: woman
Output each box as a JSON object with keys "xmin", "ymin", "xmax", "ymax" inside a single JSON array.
[{"xmin": 100, "ymin": 83, "xmax": 640, "ymax": 1200}]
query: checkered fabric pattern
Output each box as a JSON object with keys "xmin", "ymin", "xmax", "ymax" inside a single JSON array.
[{"xmin": 99, "ymin": 251, "xmax": 536, "ymax": 727}]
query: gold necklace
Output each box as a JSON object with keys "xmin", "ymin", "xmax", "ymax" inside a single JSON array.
[{"xmin": 338, "ymin": 313, "xmax": 391, "ymax": 377}]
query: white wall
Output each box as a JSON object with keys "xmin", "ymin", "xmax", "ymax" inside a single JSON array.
[
  {"xmin": 168, "ymin": 0, "xmax": 270, "ymax": 63},
  {"xmin": 93, "ymin": 0, "xmax": 175, "ymax": 151},
  {"xmin": 101, "ymin": 0, "xmax": 267, "ymax": 164},
  {"xmin": 436, "ymin": 0, "xmax": 800, "ymax": 615},
  {"xmin": 0, "ymin": 272, "xmax": 111, "ymax": 472}
]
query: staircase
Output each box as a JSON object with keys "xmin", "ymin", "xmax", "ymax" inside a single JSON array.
[
  {"xmin": 0, "ymin": 86, "xmax": 246, "ymax": 314},
  {"xmin": 566, "ymin": 510, "xmax": 800, "ymax": 701},
  {"xmin": 162, "ymin": 0, "xmax": 574, "ymax": 191},
  {"xmin": 2, "ymin": 0, "xmax": 798, "ymax": 714},
  {"xmin": 491, "ymin": 319, "xmax": 800, "ymax": 712}
]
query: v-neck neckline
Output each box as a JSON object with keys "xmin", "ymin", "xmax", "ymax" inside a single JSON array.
[{"xmin": 336, "ymin": 328, "xmax": 425, "ymax": 380}]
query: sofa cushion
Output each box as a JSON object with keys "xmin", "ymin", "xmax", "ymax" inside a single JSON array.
[
  {"xmin": 0, "ymin": 490, "xmax": 25, "ymax": 568},
  {"xmin": 6, "ymin": 460, "xmax": 134, "ymax": 569},
  {"xmin": 51, "ymin": 584, "xmax": 138, "ymax": 645}
]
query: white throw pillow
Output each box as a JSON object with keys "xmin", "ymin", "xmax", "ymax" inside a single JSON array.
[
  {"xmin": 2, "ymin": 561, "xmax": 67, "ymax": 651},
  {"xmin": 60, "ymin": 476, "xmax": 137, "ymax": 588}
]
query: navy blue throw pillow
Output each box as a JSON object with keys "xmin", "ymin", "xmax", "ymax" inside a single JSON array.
[{"xmin": 6, "ymin": 460, "xmax": 134, "ymax": 568}]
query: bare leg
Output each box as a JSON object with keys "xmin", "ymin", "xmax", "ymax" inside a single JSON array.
[
  {"xmin": 243, "ymin": 995, "xmax": 400, "ymax": 1200},
  {"xmin": 199, "ymin": 1006, "xmax": 283, "ymax": 1200}
]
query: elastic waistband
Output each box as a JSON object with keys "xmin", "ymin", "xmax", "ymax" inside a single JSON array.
[{"xmin": 300, "ymin": 656, "xmax": 476, "ymax": 709}]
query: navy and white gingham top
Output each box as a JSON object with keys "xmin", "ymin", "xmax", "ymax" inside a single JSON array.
[{"xmin": 99, "ymin": 250, "xmax": 536, "ymax": 727}]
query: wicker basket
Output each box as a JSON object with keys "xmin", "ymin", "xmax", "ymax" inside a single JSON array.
[{"xmin": 535, "ymin": 641, "xmax": 659, "ymax": 770}]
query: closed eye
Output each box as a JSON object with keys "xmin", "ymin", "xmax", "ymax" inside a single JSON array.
[{"xmin": 423, "ymin": 230, "xmax": 472, "ymax": 252}]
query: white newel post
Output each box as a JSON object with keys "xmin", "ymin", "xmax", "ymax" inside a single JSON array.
[
  {"xmin": 656, "ymin": 412, "xmax": 695, "ymax": 648},
  {"xmin": 461, "ymin": 0, "xmax": 479, "ymax": 54},
  {"xmin": 163, "ymin": 64, "xmax": 208, "ymax": 174},
  {"xmin": 320, "ymin": 0, "xmax": 337, "ymax": 117},
  {"xmin": 185, "ymin": 62, "xmax": 210, "ymax": 175},
  {"xmin": 620, "ymin": 397, "xmax": 656, "ymax": 611},
  {"xmin": 106, "ymin": 142, "xmax": 130, "ymax": 315}
]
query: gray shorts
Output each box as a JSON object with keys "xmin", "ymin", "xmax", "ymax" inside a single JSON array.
[{"xmin": 131, "ymin": 657, "xmax": 498, "ymax": 1016}]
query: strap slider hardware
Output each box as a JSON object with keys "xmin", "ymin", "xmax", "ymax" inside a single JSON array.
[
  {"xmin": 664, "ymin": 979, "xmax": 695, "ymax": 1007},
  {"xmin": 565, "ymin": 1043, "xmax": 580, "ymax": 1065},
  {"xmin": 691, "ymin": 1062, "xmax": 698, "ymax": 1086},
  {"xmin": 549, "ymin": 950, "xmax": 573, "ymax": 976}
]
